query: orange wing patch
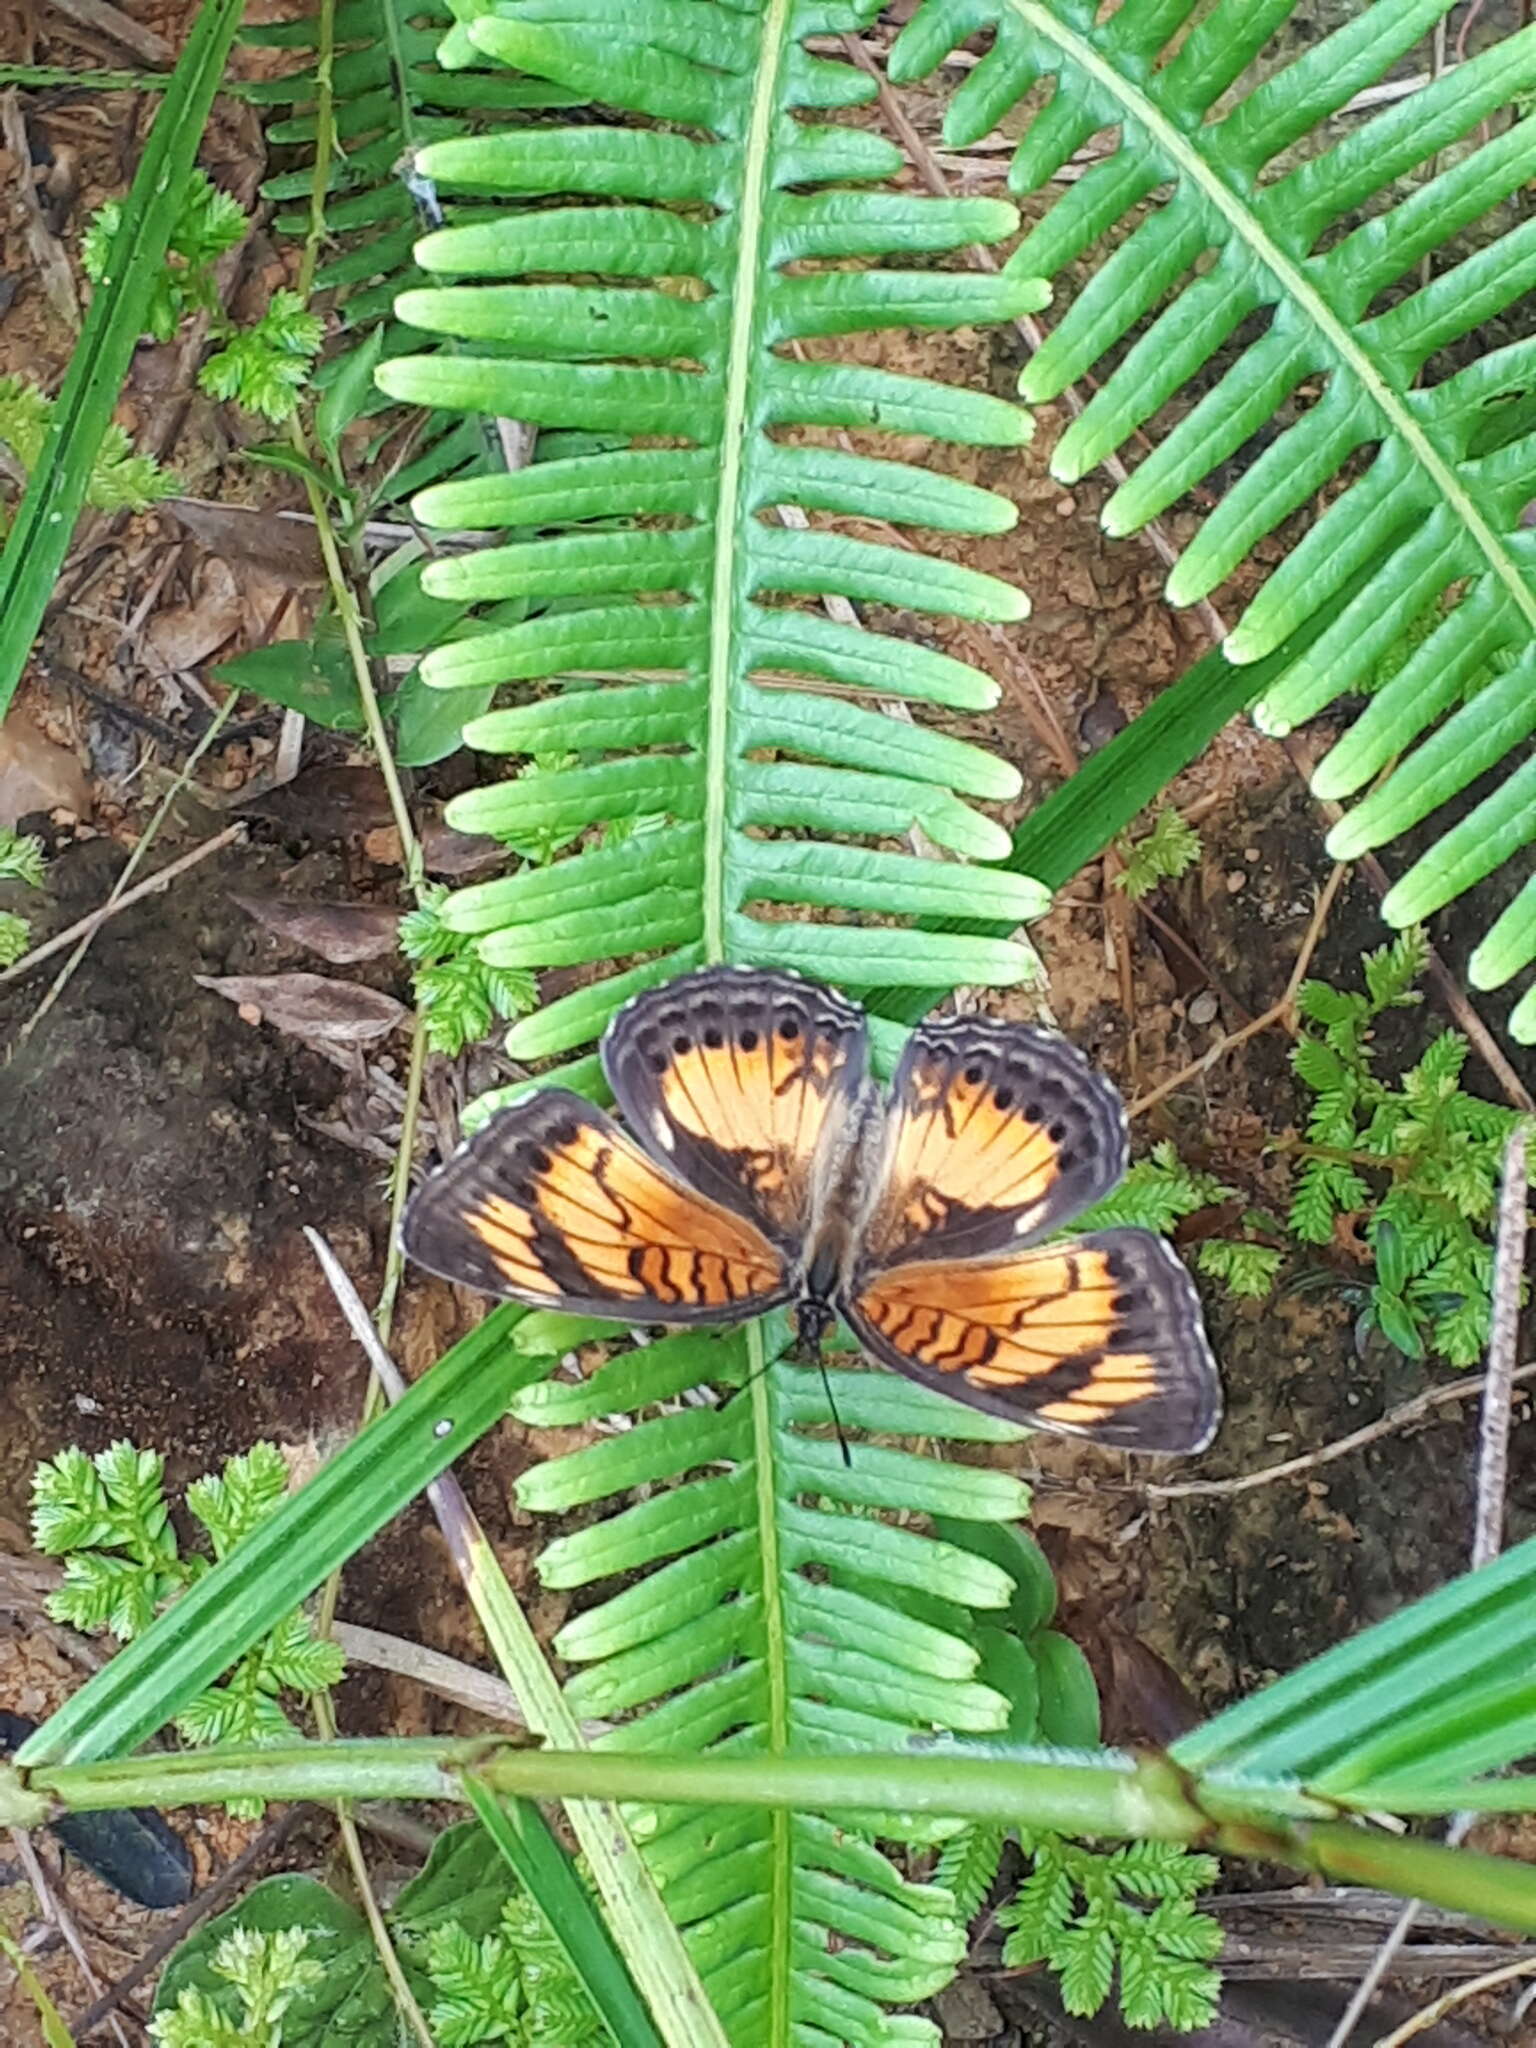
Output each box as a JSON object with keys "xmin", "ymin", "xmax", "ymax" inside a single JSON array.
[
  {"xmin": 861, "ymin": 1019, "xmax": 1129, "ymax": 1266},
  {"xmin": 881, "ymin": 1054, "xmax": 1063, "ymax": 1235},
  {"xmin": 842, "ymin": 1229, "xmax": 1221, "ymax": 1453},
  {"xmin": 402, "ymin": 1090, "xmax": 790, "ymax": 1322},
  {"xmin": 603, "ymin": 967, "xmax": 868, "ymax": 1243}
]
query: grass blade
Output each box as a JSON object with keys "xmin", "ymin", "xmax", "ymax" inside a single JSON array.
[{"xmin": 0, "ymin": 0, "xmax": 248, "ymax": 720}]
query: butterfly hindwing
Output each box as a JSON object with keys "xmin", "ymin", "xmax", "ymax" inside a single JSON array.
[
  {"xmin": 401, "ymin": 1089, "xmax": 792, "ymax": 1322},
  {"xmin": 842, "ymin": 1227, "xmax": 1221, "ymax": 1452},
  {"xmin": 858, "ymin": 1016, "xmax": 1127, "ymax": 1268},
  {"xmin": 603, "ymin": 965, "xmax": 869, "ymax": 1252}
]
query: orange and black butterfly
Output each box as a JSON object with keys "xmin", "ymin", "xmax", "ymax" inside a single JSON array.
[{"xmin": 402, "ymin": 967, "xmax": 1221, "ymax": 1453}]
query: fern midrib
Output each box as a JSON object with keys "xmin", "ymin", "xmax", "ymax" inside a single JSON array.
[
  {"xmin": 1012, "ymin": 1, "xmax": 1536, "ymax": 649},
  {"xmin": 704, "ymin": 0, "xmax": 789, "ymax": 961},
  {"xmin": 747, "ymin": 1317, "xmax": 794, "ymax": 2047},
  {"xmin": 711, "ymin": 7, "xmax": 797, "ymax": 2035}
]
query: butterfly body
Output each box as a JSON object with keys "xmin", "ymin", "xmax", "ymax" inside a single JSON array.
[{"xmin": 403, "ymin": 966, "xmax": 1222, "ymax": 1454}]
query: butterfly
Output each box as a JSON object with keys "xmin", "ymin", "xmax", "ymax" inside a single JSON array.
[{"xmin": 402, "ymin": 966, "xmax": 1222, "ymax": 1453}]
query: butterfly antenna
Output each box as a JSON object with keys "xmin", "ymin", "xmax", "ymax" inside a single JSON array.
[{"xmin": 818, "ymin": 1359, "xmax": 853, "ymax": 1468}]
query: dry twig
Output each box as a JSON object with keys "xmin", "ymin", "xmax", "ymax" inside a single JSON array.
[
  {"xmin": 1145, "ymin": 1360, "xmax": 1536, "ymax": 1502},
  {"xmin": 1372, "ymin": 1952, "xmax": 1536, "ymax": 2048},
  {"xmin": 0, "ymin": 823, "xmax": 244, "ymax": 990},
  {"xmin": 7, "ymin": 1827, "xmax": 132, "ymax": 2048},
  {"xmin": 1325, "ymin": 1129, "xmax": 1532, "ymax": 2048},
  {"xmin": 1127, "ymin": 862, "xmax": 1347, "ymax": 1118}
]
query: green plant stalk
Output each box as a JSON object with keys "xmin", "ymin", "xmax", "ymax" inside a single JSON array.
[
  {"xmin": 0, "ymin": 64, "xmax": 174, "ymax": 89},
  {"xmin": 463, "ymin": 1777, "xmax": 665, "ymax": 2048},
  {"xmin": 13, "ymin": 1310, "xmax": 539, "ymax": 1769},
  {"xmin": 374, "ymin": 1010, "xmax": 429, "ymax": 1345},
  {"xmin": 745, "ymin": 1316, "xmax": 794, "ymax": 2043},
  {"xmin": 296, "ymin": 0, "xmax": 337, "ymax": 301},
  {"xmin": 0, "ymin": 0, "xmax": 247, "ymax": 722},
  {"xmin": 0, "ymin": 1738, "xmax": 1278, "ymax": 1829},
  {"xmin": 13, "ymin": 1739, "xmax": 1536, "ymax": 1932},
  {"xmin": 286, "ymin": 415, "xmax": 424, "ymax": 891},
  {"xmin": 311, "ymin": 1681, "xmax": 436, "ymax": 2048}
]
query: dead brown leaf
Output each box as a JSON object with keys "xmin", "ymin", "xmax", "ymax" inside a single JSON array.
[
  {"xmin": 0, "ymin": 717, "xmax": 90, "ymax": 826},
  {"xmin": 195, "ymin": 972, "xmax": 409, "ymax": 1048},
  {"xmin": 163, "ymin": 499, "xmax": 327, "ymax": 586},
  {"xmin": 422, "ymin": 816, "xmax": 505, "ymax": 879},
  {"xmin": 145, "ymin": 556, "xmax": 244, "ymax": 673},
  {"xmin": 239, "ymin": 766, "xmax": 396, "ymax": 840},
  {"xmin": 232, "ymin": 893, "xmax": 401, "ymax": 965}
]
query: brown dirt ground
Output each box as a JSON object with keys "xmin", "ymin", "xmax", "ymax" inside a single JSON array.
[{"xmin": 1, "ymin": 2, "xmax": 1534, "ymax": 2045}]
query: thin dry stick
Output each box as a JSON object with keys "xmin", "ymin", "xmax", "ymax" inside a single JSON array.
[
  {"xmin": 1472, "ymin": 1125, "xmax": 1528, "ymax": 1566},
  {"xmin": 7, "ymin": 1828, "xmax": 132, "ymax": 2048},
  {"xmin": 1129, "ymin": 861, "xmax": 1347, "ymax": 1118},
  {"xmin": 0, "ymin": 822, "xmax": 244, "ymax": 990},
  {"xmin": 8, "ymin": 687, "xmax": 242, "ymax": 1051},
  {"xmin": 1372, "ymin": 1952, "xmax": 1536, "ymax": 2048},
  {"xmin": 1325, "ymin": 1128, "xmax": 1532, "ymax": 2048},
  {"xmin": 1146, "ymin": 1360, "xmax": 1536, "ymax": 1502}
]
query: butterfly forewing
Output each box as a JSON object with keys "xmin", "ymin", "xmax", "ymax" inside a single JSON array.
[
  {"xmin": 842, "ymin": 1228, "xmax": 1221, "ymax": 1453},
  {"xmin": 603, "ymin": 965, "xmax": 868, "ymax": 1251},
  {"xmin": 857, "ymin": 1016, "xmax": 1128, "ymax": 1269},
  {"xmin": 401, "ymin": 1089, "xmax": 792, "ymax": 1323}
]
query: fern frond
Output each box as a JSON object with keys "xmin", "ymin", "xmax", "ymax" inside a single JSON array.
[
  {"xmin": 892, "ymin": 0, "xmax": 1536, "ymax": 1035},
  {"xmin": 510, "ymin": 1321, "xmax": 1032, "ymax": 2044},
  {"xmin": 240, "ymin": 0, "xmax": 568, "ymax": 501},
  {"xmin": 378, "ymin": 0, "xmax": 1049, "ymax": 1055}
]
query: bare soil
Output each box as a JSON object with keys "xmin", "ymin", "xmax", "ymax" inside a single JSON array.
[{"xmin": 1, "ymin": 2, "xmax": 1534, "ymax": 2044}]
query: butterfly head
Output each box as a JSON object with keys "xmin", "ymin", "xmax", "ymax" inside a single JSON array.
[{"xmin": 791, "ymin": 1293, "xmax": 837, "ymax": 1362}]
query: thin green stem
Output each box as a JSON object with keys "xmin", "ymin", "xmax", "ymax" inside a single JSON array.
[
  {"xmin": 284, "ymin": 417, "xmax": 422, "ymax": 889},
  {"xmin": 748, "ymin": 1320, "xmax": 794, "ymax": 2045},
  {"xmin": 296, "ymin": 0, "xmax": 338, "ymax": 302},
  {"xmin": 374, "ymin": 1012, "xmax": 429, "ymax": 1345},
  {"xmin": 0, "ymin": 64, "xmax": 174, "ymax": 89},
  {"xmin": 702, "ymin": 0, "xmax": 789, "ymax": 960},
  {"xmin": 314, "ymin": 1686, "xmax": 436, "ymax": 2048},
  {"xmin": 15, "ymin": 1743, "xmax": 1536, "ymax": 1932}
]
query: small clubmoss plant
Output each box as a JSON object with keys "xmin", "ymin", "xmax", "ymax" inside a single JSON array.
[
  {"xmin": 82, "ymin": 170, "xmax": 323, "ymax": 423},
  {"xmin": 425, "ymin": 1893, "xmax": 607, "ymax": 2046},
  {"xmin": 32, "ymin": 1441, "xmax": 343, "ymax": 1812},
  {"xmin": 399, "ymin": 885, "xmax": 536, "ymax": 1057},
  {"xmin": 150, "ymin": 1927, "xmax": 325, "ymax": 2048},
  {"xmin": 1084, "ymin": 932, "xmax": 1523, "ymax": 1366},
  {"xmin": 1115, "ymin": 808, "xmax": 1202, "ymax": 901},
  {"xmin": 1079, "ymin": 1143, "xmax": 1282, "ymax": 1302},
  {"xmin": 0, "ymin": 379, "xmax": 175, "ymax": 535},
  {"xmin": 998, "ymin": 1834, "xmax": 1222, "ymax": 2032},
  {"xmin": 1289, "ymin": 928, "xmax": 1522, "ymax": 1363},
  {"xmin": 0, "ymin": 824, "xmax": 46, "ymax": 966}
]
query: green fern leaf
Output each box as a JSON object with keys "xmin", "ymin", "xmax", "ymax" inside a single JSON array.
[
  {"xmin": 510, "ymin": 1322, "xmax": 1030, "ymax": 2042},
  {"xmin": 935, "ymin": 1823, "xmax": 1006, "ymax": 1924},
  {"xmin": 892, "ymin": 0, "xmax": 1536, "ymax": 1035},
  {"xmin": 377, "ymin": 0, "xmax": 1050, "ymax": 1052}
]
